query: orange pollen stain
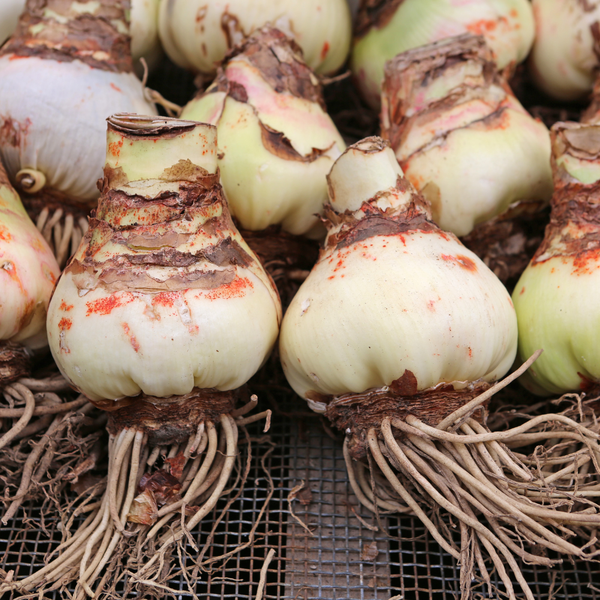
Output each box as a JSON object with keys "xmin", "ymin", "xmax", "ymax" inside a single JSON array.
[
  {"xmin": 466, "ymin": 18, "xmax": 498, "ymax": 34},
  {"xmin": 86, "ymin": 293, "xmax": 133, "ymax": 317},
  {"xmin": 59, "ymin": 300, "xmax": 74, "ymax": 311},
  {"xmin": 110, "ymin": 83, "xmax": 122, "ymax": 93},
  {"xmin": 108, "ymin": 138, "xmax": 123, "ymax": 158},
  {"xmin": 0, "ymin": 225, "xmax": 12, "ymax": 241},
  {"xmin": 519, "ymin": 286, "xmax": 526, "ymax": 295},
  {"xmin": 468, "ymin": 347, "xmax": 473, "ymax": 358},
  {"xmin": 441, "ymin": 254, "xmax": 477, "ymax": 271},
  {"xmin": 571, "ymin": 250, "xmax": 600, "ymax": 276},
  {"xmin": 152, "ymin": 292, "xmax": 178, "ymax": 308},
  {"xmin": 122, "ymin": 323, "xmax": 140, "ymax": 352},
  {"xmin": 58, "ymin": 317, "xmax": 72, "ymax": 331},
  {"xmin": 205, "ymin": 276, "xmax": 253, "ymax": 300},
  {"xmin": 321, "ymin": 41, "xmax": 330, "ymax": 60}
]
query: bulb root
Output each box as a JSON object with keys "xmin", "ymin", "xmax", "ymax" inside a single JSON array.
[
  {"xmin": 346, "ymin": 379, "xmax": 600, "ymax": 599},
  {"xmin": 0, "ymin": 400, "xmax": 271, "ymax": 598}
]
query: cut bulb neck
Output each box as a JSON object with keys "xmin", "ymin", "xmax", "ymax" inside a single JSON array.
[
  {"xmin": 1, "ymin": 0, "xmax": 133, "ymax": 73},
  {"xmin": 552, "ymin": 122, "xmax": 600, "ymax": 188},
  {"xmin": 104, "ymin": 114, "xmax": 218, "ymax": 191}
]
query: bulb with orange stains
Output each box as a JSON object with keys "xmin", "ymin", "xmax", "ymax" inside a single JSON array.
[
  {"xmin": 47, "ymin": 115, "xmax": 281, "ymax": 403},
  {"xmin": 514, "ymin": 122, "xmax": 600, "ymax": 395},
  {"xmin": 280, "ymin": 137, "xmax": 517, "ymax": 419}
]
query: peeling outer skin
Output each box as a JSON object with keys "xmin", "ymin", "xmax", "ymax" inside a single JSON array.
[
  {"xmin": 1, "ymin": 0, "xmax": 133, "ymax": 73},
  {"xmin": 208, "ymin": 26, "xmax": 326, "ymax": 111},
  {"xmin": 65, "ymin": 184, "xmax": 260, "ymax": 296},
  {"xmin": 0, "ymin": 341, "xmax": 31, "ymax": 388},
  {"xmin": 532, "ymin": 125, "xmax": 600, "ymax": 263},
  {"xmin": 322, "ymin": 379, "xmax": 490, "ymax": 459},
  {"xmin": 323, "ymin": 175, "xmax": 436, "ymax": 252},
  {"xmin": 200, "ymin": 25, "xmax": 332, "ymax": 165},
  {"xmin": 101, "ymin": 166, "xmax": 220, "ymax": 196},
  {"xmin": 105, "ymin": 388, "xmax": 238, "ymax": 445},
  {"xmin": 107, "ymin": 117, "xmax": 197, "ymax": 139},
  {"xmin": 381, "ymin": 33, "xmax": 502, "ymax": 152},
  {"xmin": 461, "ymin": 201, "xmax": 549, "ymax": 285},
  {"xmin": 354, "ymin": 0, "xmax": 404, "ymax": 39}
]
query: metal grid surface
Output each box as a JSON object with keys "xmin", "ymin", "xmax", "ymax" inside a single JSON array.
[{"xmin": 2, "ymin": 391, "xmax": 600, "ymax": 600}]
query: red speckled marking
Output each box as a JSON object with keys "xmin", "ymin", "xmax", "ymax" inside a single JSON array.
[
  {"xmin": 205, "ymin": 276, "xmax": 253, "ymax": 300},
  {"xmin": 152, "ymin": 292, "xmax": 178, "ymax": 308},
  {"xmin": 59, "ymin": 300, "xmax": 74, "ymax": 311},
  {"xmin": 108, "ymin": 138, "xmax": 124, "ymax": 158},
  {"xmin": 466, "ymin": 18, "xmax": 500, "ymax": 34},
  {"xmin": 321, "ymin": 41, "xmax": 330, "ymax": 60},
  {"xmin": 58, "ymin": 317, "xmax": 72, "ymax": 331},
  {"xmin": 0, "ymin": 225, "xmax": 12, "ymax": 241},
  {"xmin": 441, "ymin": 254, "xmax": 477, "ymax": 271},
  {"xmin": 571, "ymin": 250, "xmax": 600, "ymax": 276},
  {"xmin": 86, "ymin": 293, "xmax": 134, "ymax": 317},
  {"xmin": 122, "ymin": 323, "xmax": 140, "ymax": 352},
  {"xmin": 110, "ymin": 83, "xmax": 122, "ymax": 93}
]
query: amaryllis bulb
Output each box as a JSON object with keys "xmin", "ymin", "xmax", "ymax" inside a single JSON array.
[
  {"xmin": 351, "ymin": 0, "xmax": 534, "ymax": 109},
  {"xmin": 529, "ymin": 0, "xmax": 600, "ymax": 101},
  {"xmin": 280, "ymin": 137, "xmax": 517, "ymax": 416},
  {"xmin": 47, "ymin": 115, "xmax": 282, "ymax": 403},
  {"xmin": 513, "ymin": 123, "xmax": 600, "ymax": 396},
  {"xmin": 158, "ymin": 0, "xmax": 352, "ymax": 76},
  {"xmin": 0, "ymin": 161, "xmax": 59, "ymax": 350},
  {"xmin": 0, "ymin": 0, "xmax": 156, "ymax": 205},
  {"xmin": 381, "ymin": 34, "xmax": 553, "ymax": 238},
  {"xmin": 181, "ymin": 27, "xmax": 345, "ymax": 237}
]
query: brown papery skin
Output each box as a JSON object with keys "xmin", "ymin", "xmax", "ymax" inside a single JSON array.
[
  {"xmin": 381, "ymin": 33, "xmax": 508, "ymax": 154},
  {"xmin": 1, "ymin": 0, "xmax": 133, "ymax": 73},
  {"xmin": 105, "ymin": 390, "xmax": 238, "ymax": 445},
  {"xmin": 200, "ymin": 26, "xmax": 326, "ymax": 111},
  {"xmin": 322, "ymin": 381, "xmax": 489, "ymax": 459},
  {"xmin": 532, "ymin": 123, "xmax": 600, "ymax": 264},
  {"xmin": 0, "ymin": 342, "xmax": 31, "ymax": 388}
]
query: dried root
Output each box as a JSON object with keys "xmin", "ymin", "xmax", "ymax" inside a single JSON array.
[
  {"xmin": 0, "ymin": 369, "xmax": 99, "ymax": 523},
  {"xmin": 34, "ymin": 206, "xmax": 89, "ymax": 267},
  {"xmin": 0, "ymin": 398, "xmax": 271, "ymax": 598},
  {"xmin": 343, "ymin": 352, "xmax": 600, "ymax": 600}
]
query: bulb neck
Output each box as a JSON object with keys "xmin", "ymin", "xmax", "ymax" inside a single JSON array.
[
  {"xmin": 381, "ymin": 33, "xmax": 501, "ymax": 150},
  {"xmin": 323, "ymin": 137, "xmax": 433, "ymax": 249},
  {"xmin": 532, "ymin": 122, "xmax": 600, "ymax": 263}
]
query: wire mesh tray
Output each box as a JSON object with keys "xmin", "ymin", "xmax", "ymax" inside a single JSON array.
[{"xmin": 2, "ymin": 389, "xmax": 600, "ymax": 600}]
